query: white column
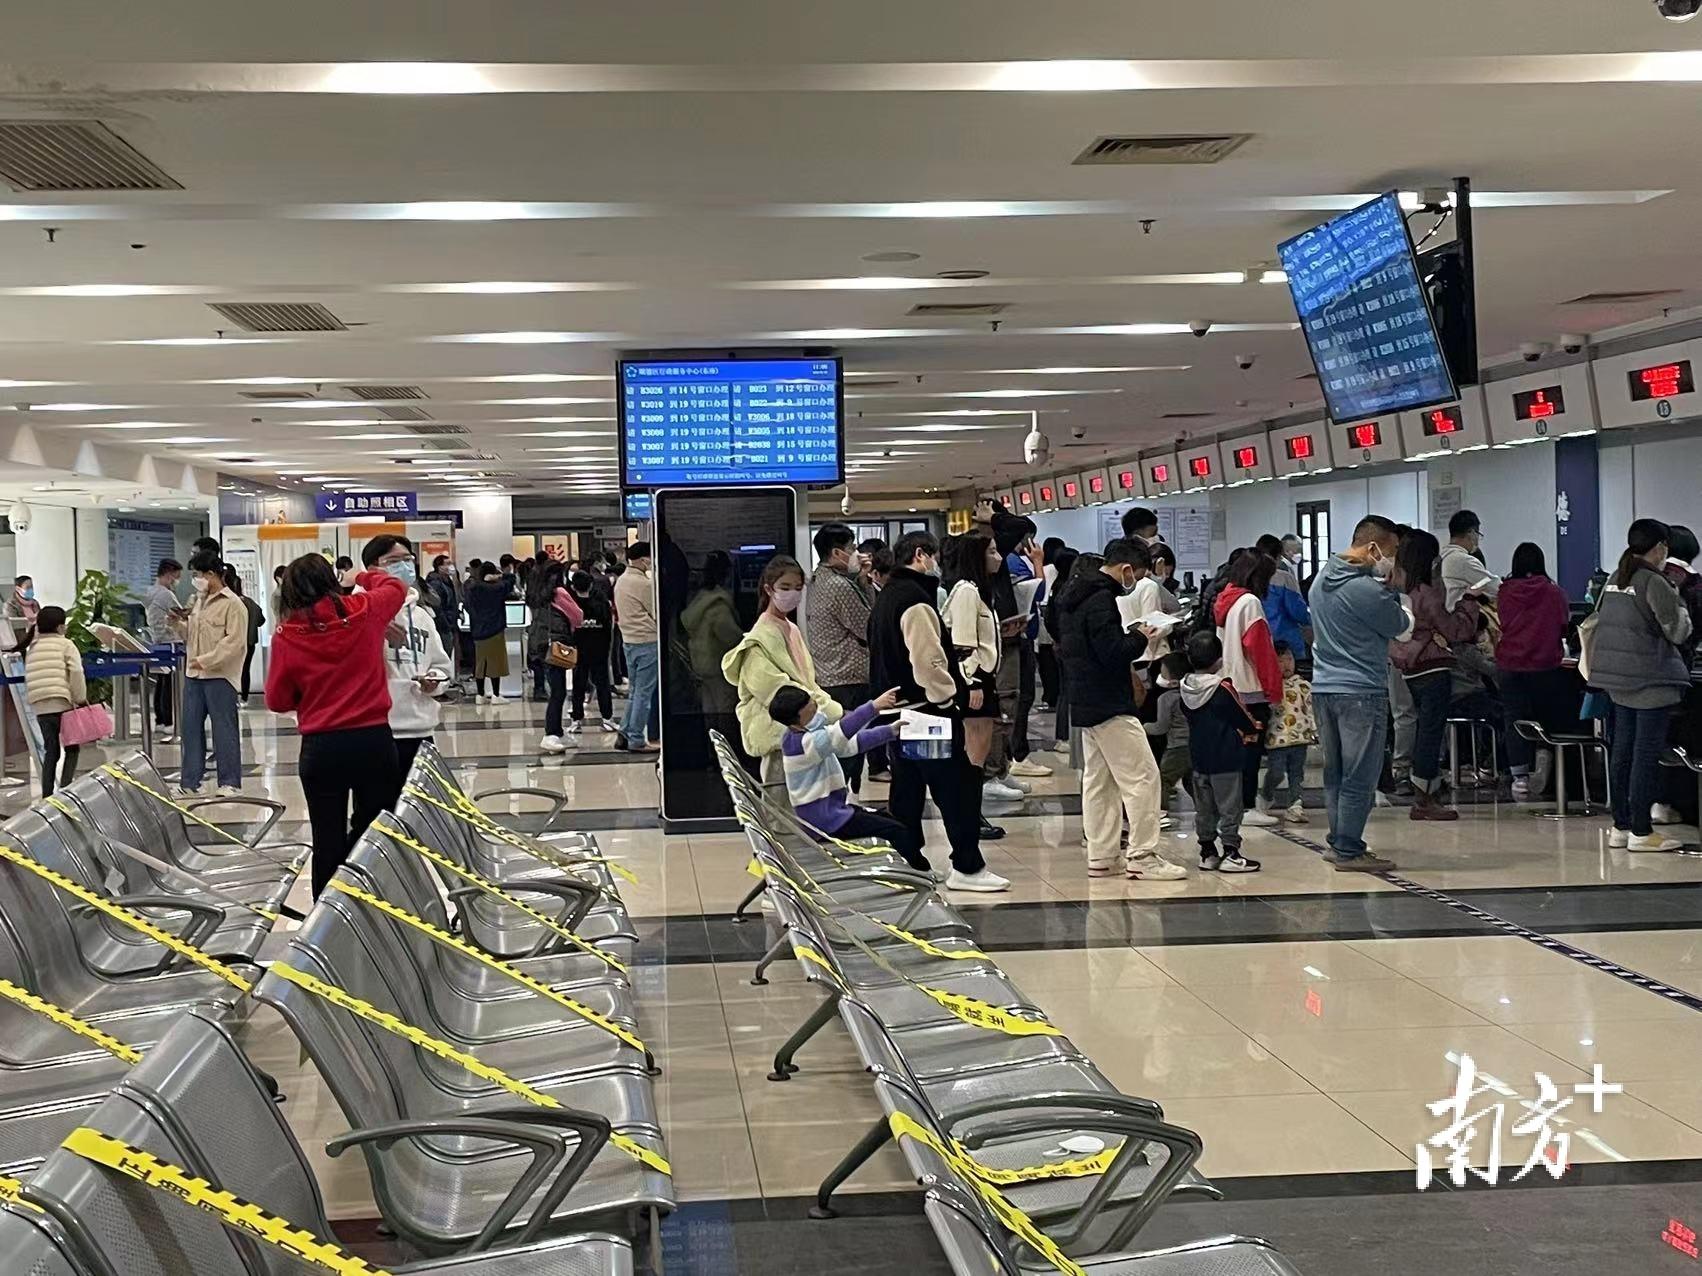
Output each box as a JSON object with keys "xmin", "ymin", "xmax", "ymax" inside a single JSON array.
[{"xmin": 14, "ymin": 504, "xmax": 78, "ymax": 608}]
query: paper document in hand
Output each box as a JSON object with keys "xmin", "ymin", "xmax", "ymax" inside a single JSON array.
[
  {"xmin": 1131, "ymin": 612, "xmax": 1186, "ymax": 629},
  {"xmin": 898, "ymin": 709, "xmax": 952, "ymax": 741}
]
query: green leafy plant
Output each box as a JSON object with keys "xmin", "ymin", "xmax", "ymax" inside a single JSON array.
[{"xmin": 66, "ymin": 569, "xmax": 135, "ymax": 707}]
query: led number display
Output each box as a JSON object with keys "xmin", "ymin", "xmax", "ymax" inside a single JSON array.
[{"xmin": 1627, "ymin": 361, "xmax": 1695, "ymax": 402}]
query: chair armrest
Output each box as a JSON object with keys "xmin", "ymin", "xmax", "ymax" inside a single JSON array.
[
  {"xmin": 180, "ymin": 795, "xmax": 284, "ymax": 847},
  {"xmin": 326, "ymin": 1117, "xmax": 570, "ymax": 1253},
  {"xmin": 72, "ymin": 893, "xmax": 228, "ymax": 977},
  {"xmin": 446, "ymin": 877, "xmax": 603, "ymax": 959},
  {"xmin": 470, "ymin": 787, "xmax": 569, "ymax": 829},
  {"xmin": 456, "ymin": 1105, "xmax": 614, "ymax": 1245}
]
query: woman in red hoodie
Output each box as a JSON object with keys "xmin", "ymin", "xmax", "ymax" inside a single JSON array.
[
  {"xmin": 266, "ymin": 553, "xmax": 407, "ymax": 895},
  {"xmin": 1496, "ymin": 542, "xmax": 1575, "ymax": 802}
]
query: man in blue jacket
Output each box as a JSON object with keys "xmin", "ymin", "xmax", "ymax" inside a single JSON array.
[
  {"xmin": 1309, "ymin": 516, "xmax": 1412, "ymax": 872},
  {"xmin": 1257, "ymin": 534, "xmax": 1311, "ymax": 657}
]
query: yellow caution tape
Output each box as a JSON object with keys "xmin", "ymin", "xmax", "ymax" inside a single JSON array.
[
  {"xmin": 0, "ymin": 1172, "xmax": 43, "ymax": 1214},
  {"xmin": 868, "ymin": 919, "xmax": 989, "ymax": 963},
  {"xmin": 371, "ymin": 817, "xmax": 627, "ymax": 974},
  {"xmin": 63, "ymin": 1127, "xmax": 392, "ymax": 1275},
  {"xmin": 0, "ymin": 976, "xmax": 143, "ymax": 1065},
  {"xmin": 889, "ymin": 1113, "xmax": 1087, "ymax": 1276},
  {"xmin": 0, "ymin": 841, "xmax": 252, "ymax": 993},
  {"xmin": 267, "ymin": 962, "xmax": 669, "ymax": 1176},
  {"xmin": 99, "ymin": 764, "xmax": 251, "ymax": 850},
  {"xmin": 44, "ymin": 795, "xmax": 79, "ymax": 821},
  {"xmin": 792, "ymin": 943, "xmax": 848, "ymax": 990},
  {"xmin": 412, "ymin": 763, "xmax": 641, "ymax": 885},
  {"xmin": 326, "ymin": 880, "xmax": 647, "ymax": 1055}
]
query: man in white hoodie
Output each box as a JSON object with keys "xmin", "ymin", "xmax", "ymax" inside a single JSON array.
[{"xmin": 363, "ymin": 535, "xmax": 452, "ymax": 778}]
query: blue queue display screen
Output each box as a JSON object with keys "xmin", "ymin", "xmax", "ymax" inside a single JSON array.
[{"xmin": 619, "ymin": 356, "xmax": 843, "ymax": 487}]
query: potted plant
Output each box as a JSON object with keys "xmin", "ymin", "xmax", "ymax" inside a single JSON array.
[{"xmin": 66, "ymin": 569, "xmax": 136, "ymax": 708}]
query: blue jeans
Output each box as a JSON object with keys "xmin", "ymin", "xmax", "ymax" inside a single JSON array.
[
  {"xmin": 1260, "ymin": 745, "xmax": 1308, "ymax": 809},
  {"xmin": 1406, "ymin": 671, "xmax": 1453, "ymax": 793},
  {"xmin": 1315, "ymin": 691, "xmax": 1388, "ymax": 858},
  {"xmin": 181, "ymin": 676, "xmax": 241, "ymax": 790},
  {"xmin": 1608, "ymin": 700, "xmax": 1673, "ymax": 837},
  {"xmin": 620, "ymin": 640, "xmax": 659, "ymax": 746}
]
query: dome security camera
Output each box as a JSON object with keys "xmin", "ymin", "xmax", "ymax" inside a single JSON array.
[
  {"xmin": 1518, "ymin": 341, "xmax": 1550, "ymax": 364},
  {"xmin": 1023, "ymin": 428, "xmax": 1051, "ymax": 467},
  {"xmin": 1655, "ymin": 0, "xmax": 1701, "ymax": 20},
  {"xmin": 1188, "ymin": 319, "xmax": 1213, "ymax": 338},
  {"xmin": 1234, "ymin": 353, "xmax": 1257, "ymax": 371},
  {"xmin": 1070, "ymin": 426, "xmax": 1087, "ymax": 440},
  {"xmin": 1559, "ymin": 333, "xmax": 1587, "ymax": 356},
  {"xmin": 839, "ymin": 490, "xmax": 855, "ymax": 516}
]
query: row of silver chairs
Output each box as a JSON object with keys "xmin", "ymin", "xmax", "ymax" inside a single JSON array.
[
  {"xmin": 710, "ymin": 730, "xmax": 1305, "ymax": 1276},
  {"xmin": 0, "ymin": 742, "xmax": 672, "ymax": 1274}
]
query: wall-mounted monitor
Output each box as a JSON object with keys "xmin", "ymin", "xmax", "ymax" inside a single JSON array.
[
  {"xmin": 1591, "ymin": 337, "xmax": 1702, "ymax": 430},
  {"xmin": 619, "ymin": 352, "xmax": 844, "ymax": 487},
  {"xmin": 1269, "ymin": 419, "xmax": 1335, "ymax": 478},
  {"xmin": 1034, "ymin": 478, "xmax": 1059, "ymax": 512},
  {"xmin": 1114, "ymin": 467, "xmax": 1141, "ymax": 497},
  {"xmin": 993, "ymin": 487, "xmax": 1015, "ymax": 512},
  {"xmin": 1487, "ymin": 363, "xmax": 1596, "ymax": 447},
  {"xmin": 1336, "ymin": 415, "xmax": 1404, "ymax": 466},
  {"xmin": 1057, "ymin": 474, "xmax": 1083, "ymax": 509},
  {"xmin": 1221, "ymin": 428, "xmax": 1275, "ymax": 484},
  {"xmin": 1081, "ymin": 467, "xmax": 1113, "ymax": 505},
  {"xmin": 622, "ymin": 491, "xmax": 652, "ymax": 521},
  {"xmin": 1142, "ymin": 448, "xmax": 1181, "ymax": 497},
  {"xmin": 1012, "ymin": 482, "xmax": 1036, "ymax": 512},
  {"xmin": 1178, "ymin": 441, "xmax": 1223, "ymax": 493},
  {"xmin": 1397, "ymin": 386, "xmax": 1489, "ymax": 459},
  {"xmin": 1278, "ymin": 191, "xmax": 1458, "ymax": 423}
]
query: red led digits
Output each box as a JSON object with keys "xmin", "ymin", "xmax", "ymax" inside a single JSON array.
[
  {"xmin": 1348, "ymin": 421, "xmax": 1382, "ymax": 449},
  {"xmin": 1150, "ymin": 463, "xmax": 1170, "ymax": 484},
  {"xmin": 1117, "ymin": 470, "xmax": 1136, "ymax": 490},
  {"xmin": 1285, "ymin": 434, "xmax": 1314, "ymax": 461},
  {"xmin": 1189, "ymin": 456, "xmax": 1212, "ymax": 478},
  {"xmin": 1628, "ymin": 360, "xmax": 1694, "ymax": 401},
  {"xmin": 1088, "ymin": 475, "xmax": 1105, "ymax": 493},
  {"xmin": 1234, "ymin": 446, "xmax": 1258, "ymax": 468},
  {"xmin": 1423, "ymin": 407, "xmax": 1462, "ymax": 436}
]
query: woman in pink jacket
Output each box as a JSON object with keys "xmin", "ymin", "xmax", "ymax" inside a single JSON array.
[{"xmin": 1213, "ymin": 551, "xmax": 1285, "ymax": 825}]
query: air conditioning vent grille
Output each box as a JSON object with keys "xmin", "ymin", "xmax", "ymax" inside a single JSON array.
[
  {"xmin": 1072, "ymin": 134, "xmax": 1253, "ymax": 166},
  {"xmin": 344, "ymin": 384, "xmax": 428, "ymax": 400},
  {"xmin": 908, "ymin": 302, "xmax": 1010, "ymax": 317},
  {"xmin": 378, "ymin": 405, "xmax": 433, "ymax": 422},
  {"xmin": 240, "ymin": 390, "xmax": 310, "ymax": 402},
  {"xmin": 1562, "ymin": 289, "xmax": 1682, "ymax": 306},
  {"xmin": 0, "ymin": 121, "xmax": 181, "ymax": 192},
  {"xmin": 207, "ymin": 301, "xmax": 347, "ymax": 333},
  {"xmin": 1160, "ymin": 411, "xmax": 1216, "ymax": 419}
]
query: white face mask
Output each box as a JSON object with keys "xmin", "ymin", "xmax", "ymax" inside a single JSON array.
[
  {"xmin": 770, "ymin": 587, "xmax": 802, "ymax": 614},
  {"xmin": 1370, "ymin": 548, "xmax": 1394, "ymax": 579},
  {"xmin": 192, "ymin": 575, "xmax": 211, "ymax": 594},
  {"xmin": 806, "ymin": 710, "xmax": 827, "ymax": 731}
]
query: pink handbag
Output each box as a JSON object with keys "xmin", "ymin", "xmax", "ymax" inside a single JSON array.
[{"xmin": 59, "ymin": 703, "xmax": 114, "ymax": 748}]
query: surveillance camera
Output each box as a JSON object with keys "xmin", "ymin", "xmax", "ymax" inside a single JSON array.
[
  {"xmin": 1234, "ymin": 353, "xmax": 1257, "ymax": 371},
  {"xmin": 1559, "ymin": 333, "xmax": 1586, "ymax": 356},
  {"xmin": 1656, "ymin": 0, "xmax": 1700, "ymax": 20},
  {"xmin": 1023, "ymin": 428, "xmax": 1051, "ymax": 467},
  {"xmin": 1188, "ymin": 320, "xmax": 1212, "ymax": 338},
  {"xmin": 839, "ymin": 491, "xmax": 855, "ymax": 516},
  {"xmin": 1070, "ymin": 426, "xmax": 1087, "ymax": 441},
  {"xmin": 1518, "ymin": 341, "xmax": 1550, "ymax": 364}
]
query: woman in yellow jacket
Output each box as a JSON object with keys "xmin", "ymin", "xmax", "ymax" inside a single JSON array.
[
  {"xmin": 721, "ymin": 554, "xmax": 842, "ymax": 778},
  {"xmin": 22, "ymin": 606, "xmax": 88, "ymax": 797}
]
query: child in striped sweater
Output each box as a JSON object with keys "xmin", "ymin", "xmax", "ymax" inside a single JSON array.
[{"xmin": 769, "ymin": 684, "xmax": 930, "ymax": 873}]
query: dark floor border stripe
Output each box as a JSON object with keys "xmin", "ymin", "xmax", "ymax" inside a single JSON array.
[{"xmin": 1271, "ymin": 827, "xmax": 1702, "ymax": 1017}]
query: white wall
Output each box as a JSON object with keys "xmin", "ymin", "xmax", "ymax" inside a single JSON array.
[
  {"xmin": 74, "ymin": 509, "xmax": 110, "ymax": 578},
  {"xmin": 1440, "ymin": 446, "xmax": 1556, "ymax": 576},
  {"xmin": 1623, "ymin": 433, "xmax": 1702, "ymax": 539},
  {"xmin": 451, "ymin": 495, "xmax": 515, "ymax": 567},
  {"xmin": 15, "ymin": 505, "xmax": 78, "ymax": 607}
]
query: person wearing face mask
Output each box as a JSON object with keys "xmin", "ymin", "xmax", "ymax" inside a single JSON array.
[
  {"xmin": 941, "ymin": 531, "xmax": 1004, "ymax": 785},
  {"xmin": 1056, "ymin": 539, "xmax": 1184, "ymax": 880},
  {"xmin": 177, "ymin": 551, "xmax": 249, "ymax": 798},
  {"xmin": 804, "ymin": 524, "xmax": 876, "ymax": 791},
  {"xmin": 5, "ymin": 575, "xmax": 39, "ymax": 625},
  {"xmin": 223, "ymin": 567, "xmax": 265, "ymax": 705},
  {"xmin": 721, "ymin": 554, "xmax": 842, "ymax": 779},
  {"xmin": 612, "ymin": 541, "xmax": 658, "ymax": 750},
  {"xmin": 362, "ymin": 535, "xmax": 451, "ymax": 778},
  {"xmin": 1307, "ymin": 515, "xmax": 1414, "ymax": 871},
  {"xmin": 1439, "ymin": 510, "xmax": 1498, "ymax": 610}
]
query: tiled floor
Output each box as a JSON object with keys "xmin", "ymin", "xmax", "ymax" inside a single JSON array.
[{"xmin": 73, "ymin": 691, "xmax": 1702, "ymax": 1273}]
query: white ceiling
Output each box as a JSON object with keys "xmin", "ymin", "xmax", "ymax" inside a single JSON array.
[{"xmin": 0, "ymin": 0, "xmax": 1698, "ymax": 495}]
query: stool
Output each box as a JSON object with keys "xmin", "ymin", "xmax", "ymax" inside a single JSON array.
[
  {"xmin": 1514, "ymin": 720, "xmax": 1608, "ymax": 819},
  {"xmin": 1446, "ymin": 717, "xmax": 1501, "ymax": 790}
]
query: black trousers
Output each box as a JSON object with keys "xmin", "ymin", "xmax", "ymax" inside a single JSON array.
[
  {"xmin": 240, "ymin": 641, "xmax": 256, "ymax": 702},
  {"xmin": 395, "ymin": 734, "xmax": 427, "ymax": 781},
  {"xmin": 823, "ymin": 683, "xmax": 871, "ymax": 788},
  {"xmin": 38, "ymin": 711, "xmax": 79, "ymax": 798},
  {"xmin": 1013, "ymin": 640, "xmax": 1037, "ymax": 761},
  {"xmin": 886, "ymin": 741, "xmax": 985, "ymax": 875},
  {"xmin": 300, "ymin": 724, "xmax": 400, "ymax": 897},
  {"xmin": 1242, "ymin": 701, "xmax": 1271, "ymax": 807},
  {"xmin": 573, "ymin": 655, "xmax": 613, "ymax": 722},
  {"xmin": 836, "ymin": 804, "xmax": 926, "ymax": 871},
  {"xmin": 1037, "ymin": 644, "xmax": 1060, "ymax": 709},
  {"xmin": 153, "ymin": 671, "xmax": 173, "ymax": 727}
]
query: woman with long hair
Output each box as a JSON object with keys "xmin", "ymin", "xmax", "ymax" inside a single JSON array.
[
  {"xmin": 941, "ymin": 531, "xmax": 1003, "ymax": 770},
  {"xmin": 720, "ymin": 554, "xmax": 842, "ymax": 778},
  {"xmin": 265, "ymin": 552, "xmax": 408, "ymax": 895},
  {"xmin": 1044, "ymin": 547, "xmax": 1082, "ymax": 747},
  {"xmin": 1589, "ymin": 518, "xmax": 1693, "ymax": 850},
  {"xmin": 1050, "ymin": 550, "xmax": 1103, "ymax": 769},
  {"xmin": 1390, "ymin": 529, "xmax": 1483, "ymax": 820},
  {"xmin": 21, "ymin": 605, "xmax": 86, "ymax": 796},
  {"xmin": 1496, "ymin": 542, "xmax": 1573, "ymax": 800},
  {"xmin": 1214, "ymin": 549, "xmax": 1283, "ymax": 822}
]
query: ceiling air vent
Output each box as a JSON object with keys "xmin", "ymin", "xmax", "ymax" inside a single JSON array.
[
  {"xmin": 344, "ymin": 384, "xmax": 428, "ymax": 401},
  {"xmin": 207, "ymin": 301, "xmax": 347, "ymax": 333},
  {"xmin": 0, "ymin": 120, "xmax": 182, "ymax": 192},
  {"xmin": 378, "ymin": 405, "xmax": 433, "ymax": 422},
  {"xmin": 1072, "ymin": 134, "xmax": 1252, "ymax": 166},
  {"xmin": 1159, "ymin": 411, "xmax": 1215, "ymax": 419},
  {"xmin": 405, "ymin": 423, "xmax": 468, "ymax": 450},
  {"xmin": 907, "ymin": 302, "xmax": 1010, "ymax": 317},
  {"xmin": 240, "ymin": 390, "xmax": 311, "ymax": 402},
  {"xmin": 404, "ymin": 423, "xmax": 465, "ymax": 436},
  {"xmin": 1561, "ymin": 289, "xmax": 1682, "ymax": 306}
]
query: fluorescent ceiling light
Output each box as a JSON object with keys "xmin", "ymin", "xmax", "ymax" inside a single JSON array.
[
  {"xmin": 501, "ymin": 416, "xmax": 617, "ymax": 425},
  {"xmin": 319, "ymin": 62, "xmax": 494, "ymax": 94},
  {"xmin": 395, "ymin": 280, "xmax": 634, "ymax": 294},
  {"xmin": 114, "ymin": 337, "xmax": 278, "ymax": 346},
  {"xmin": 488, "ymin": 397, "xmax": 612, "ymax": 406},
  {"xmin": 986, "ymin": 60, "xmax": 1151, "ymax": 91},
  {"xmin": 0, "ymin": 379, "xmax": 66, "ymax": 388},
  {"xmin": 72, "ymin": 420, "xmax": 199, "ymax": 430},
  {"xmin": 31, "ymin": 403, "xmax": 143, "ymax": 412},
  {"xmin": 502, "ymin": 430, "xmax": 612, "ymax": 438},
  {"xmin": 140, "ymin": 436, "xmax": 238, "ymax": 444},
  {"xmin": 468, "ymin": 373, "xmax": 611, "ymax": 383},
  {"xmin": 1260, "ymin": 270, "xmax": 1289, "ymax": 284},
  {"xmin": 987, "ymin": 365, "xmax": 1190, "ymax": 375},
  {"xmin": 198, "ymin": 376, "xmax": 316, "ymax": 385},
  {"xmin": 7, "ymin": 284, "xmax": 204, "ymax": 297}
]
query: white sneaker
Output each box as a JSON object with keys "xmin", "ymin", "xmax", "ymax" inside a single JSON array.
[
  {"xmin": 1629, "ymin": 833, "xmax": 1685, "ymax": 852},
  {"xmin": 1255, "ymin": 797, "xmax": 1273, "ymax": 813},
  {"xmin": 1050, "ymin": 741, "xmax": 1071, "ymax": 755},
  {"xmin": 540, "ymin": 735, "xmax": 567, "ymax": 755},
  {"xmin": 1284, "ymin": 804, "xmax": 1309, "ymax": 825},
  {"xmin": 1242, "ymin": 809, "xmax": 1280, "ymax": 827},
  {"xmin": 1607, "ymin": 829, "xmax": 1630, "ymax": 849},
  {"xmin": 1651, "ymin": 803, "xmax": 1684, "ymax": 826},
  {"xmin": 928, "ymin": 868, "xmax": 949, "ymax": 883},
  {"xmin": 1158, "ymin": 814, "xmax": 1174, "ymax": 830},
  {"xmin": 944, "ymin": 869, "xmax": 1011, "ymax": 893},
  {"xmin": 172, "ymin": 785, "xmax": 201, "ymax": 799},
  {"xmin": 156, "ymin": 730, "xmax": 176, "ymax": 744},
  {"xmin": 1009, "ymin": 758, "xmax": 1053, "ymax": 778},
  {"xmin": 214, "ymin": 785, "xmax": 243, "ymax": 799},
  {"xmin": 600, "ymin": 719, "xmax": 620, "ymax": 733},
  {"xmin": 1126, "ymin": 855, "xmax": 1187, "ymax": 881},
  {"xmin": 982, "ymin": 779, "xmax": 1025, "ymax": 802},
  {"xmin": 564, "ymin": 720, "xmax": 582, "ymax": 735}
]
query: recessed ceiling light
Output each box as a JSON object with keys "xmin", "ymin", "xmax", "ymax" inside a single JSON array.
[
  {"xmin": 861, "ymin": 250, "xmax": 922, "ymax": 263},
  {"xmin": 488, "ymin": 397, "xmax": 611, "ymax": 406},
  {"xmin": 32, "ymin": 403, "xmax": 143, "ymax": 412},
  {"xmin": 10, "ymin": 284, "xmax": 201, "ymax": 297},
  {"xmin": 470, "ymin": 373, "xmax": 611, "ymax": 383},
  {"xmin": 318, "ymin": 63, "xmax": 493, "ymax": 94},
  {"xmin": 115, "ymin": 337, "xmax": 277, "ymax": 346}
]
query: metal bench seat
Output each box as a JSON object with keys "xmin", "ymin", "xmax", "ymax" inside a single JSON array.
[{"xmin": 7, "ymin": 1009, "xmax": 639, "ymax": 1275}]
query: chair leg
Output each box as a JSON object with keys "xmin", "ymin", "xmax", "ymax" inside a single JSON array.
[
  {"xmin": 751, "ymin": 932, "xmax": 791, "ymax": 986},
  {"xmin": 730, "ymin": 880, "xmax": 767, "ymax": 924},
  {"xmin": 768, "ymin": 993, "xmax": 841, "ymax": 1081},
  {"xmin": 809, "ymin": 1116, "xmax": 893, "ymax": 1219}
]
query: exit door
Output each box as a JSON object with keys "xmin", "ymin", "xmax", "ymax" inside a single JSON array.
[{"xmin": 1296, "ymin": 500, "xmax": 1330, "ymax": 586}]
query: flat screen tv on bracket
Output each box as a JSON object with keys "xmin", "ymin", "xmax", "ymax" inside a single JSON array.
[
  {"xmin": 1279, "ymin": 191, "xmax": 1459, "ymax": 424},
  {"xmin": 618, "ymin": 351, "xmax": 844, "ymax": 488}
]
